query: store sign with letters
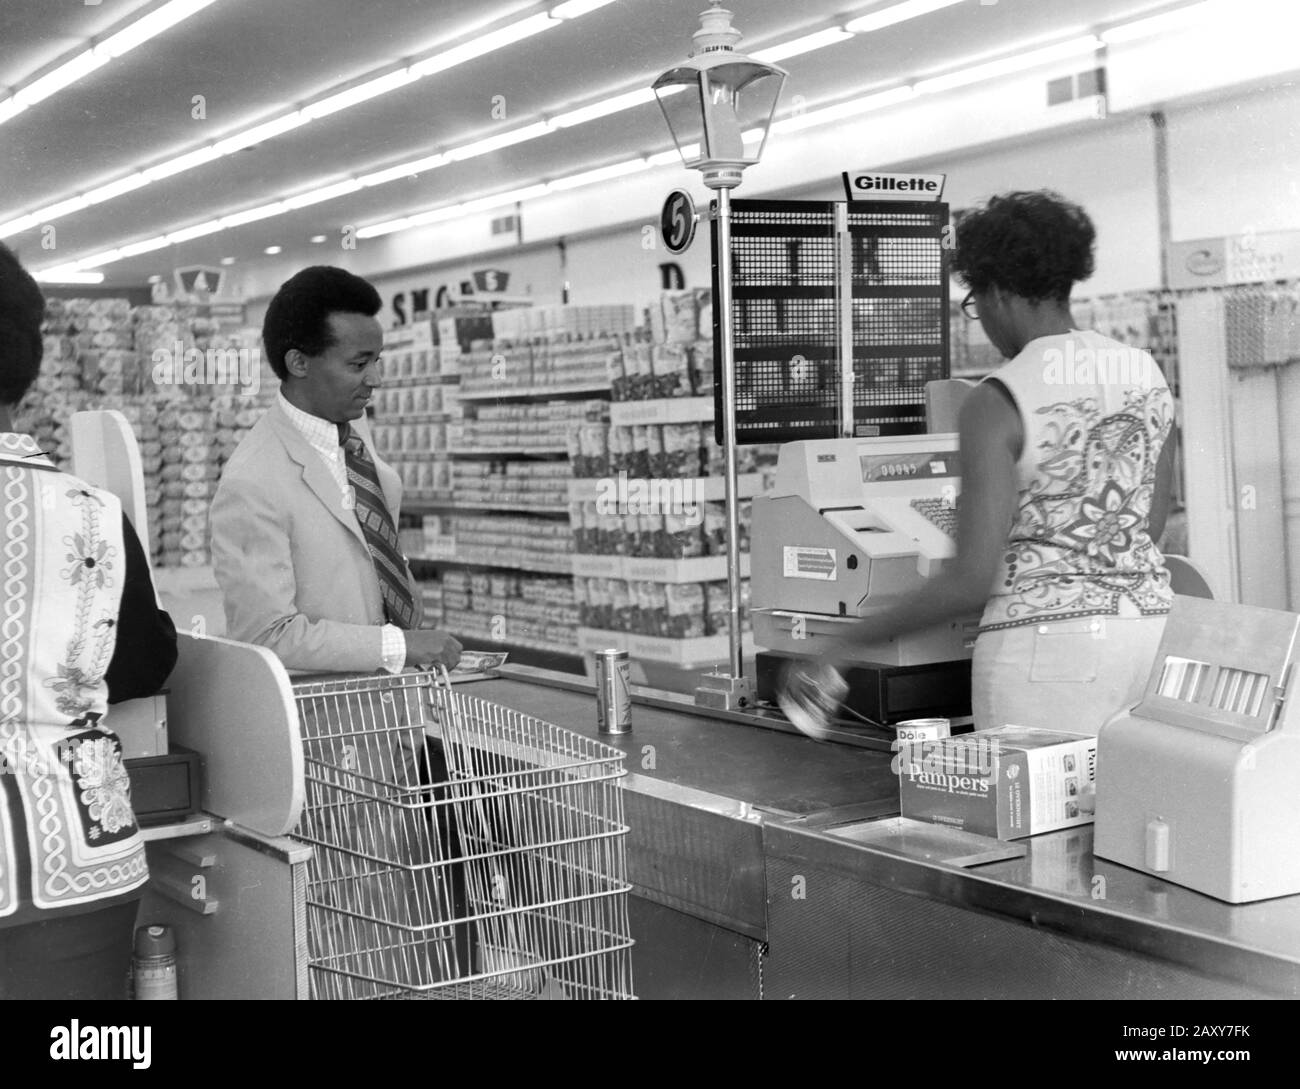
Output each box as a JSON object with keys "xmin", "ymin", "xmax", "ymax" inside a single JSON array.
[
  {"xmin": 842, "ymin": 171, "xmax": 946, "ymax": 203},
  {"xmin": 1168, "ymin": 230, "xmax": 1300, "ymax": 289}
]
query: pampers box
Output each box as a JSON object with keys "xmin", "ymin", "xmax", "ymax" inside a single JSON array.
[{"xmin": 897, "ymin": 725, "xmax": 1097, "ymax": 840}]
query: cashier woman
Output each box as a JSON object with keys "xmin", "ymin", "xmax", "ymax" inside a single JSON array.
[{"xmin": 783, "ymin": 190, "xmax": 1176, "ymax": 737}]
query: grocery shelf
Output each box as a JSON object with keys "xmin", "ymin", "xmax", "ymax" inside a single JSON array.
[
  {"xmin": 567, "ymin": 473, "xmax": 765, "ymax": 503},
  {"xmin": 609, "ymin": 396, "xmax": 715, "ymax": 426},
  {"xmin": 570, "ymin": 553, "xmax": 751, "ymax": 583},
  {"xmin": 409, "ymin": 552, "xmax": 574, "ymax": 576},
  {"xmin": 448, "ymin": 446, "xmax": 569, "ymax": 457},
  {"xmin": 457, "ymin": 381, "xmax": 611, "ymax": 401},
  {"xmin": 407, "ymin": 500, "xmax": 570, "ymax": 516}
]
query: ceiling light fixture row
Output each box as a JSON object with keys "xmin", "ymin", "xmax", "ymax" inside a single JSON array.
[
  {"xmin": 31, "ymin": 0, "xmax": 1244, "ymax": 280},
  {"xmin": 4, "ymin": 0, "xmax": 1219, "ymax": 245},
  {"xmin": 0, "ymin": 0, "xmax": 222, "ymax": 124},
  {"xmin": 0, "ymin": 0, "xmax": 619, "ymax": 240}
]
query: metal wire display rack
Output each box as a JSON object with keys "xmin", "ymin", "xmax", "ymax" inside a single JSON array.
[
  {"xmin": 290, "ymin": 669, "xmax": 635, "ymax": 999},
  {"xmin": 712, "ymin": 198, "xmax": 950, "ymax": 444}
]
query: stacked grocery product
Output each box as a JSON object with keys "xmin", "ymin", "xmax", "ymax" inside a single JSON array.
[
  {"xmin": 157, "ymin": 401, "xmax": 216, "ymax": 568},
  {"xmin": 451, "ymin": 461, "xmax": 569, "ymax": 509},
  {"xmin": 457, "ymin": 399, "xmax": 606, "ymax": 453},
  {"xmin": 12, "ymin": 297, "xmax": 254, "ymax": 568},
  {"xmin": 569, "ymin": 419, "xmax": 758, "ymax": 481},
  {"xmin": 447, "ymin": 514, "xmax": 572, "ymax": 574},
  {"xmin": 574, "ymin": 577, "xmax": 750, "ymax": 639},
  {"xmin": 437, "ymin": 570, "xmax": 578, "ymax": 653},
  {"xmin": 611, "ymin": 289, "xmax": 714, "ymax": 401}
]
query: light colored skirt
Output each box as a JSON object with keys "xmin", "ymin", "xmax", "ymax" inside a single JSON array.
[{"xmin": 971, "ymin": 603, "xmax": 1168, "ymax": 736}]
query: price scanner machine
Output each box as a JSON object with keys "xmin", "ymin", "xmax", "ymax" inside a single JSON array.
[
  {"xmin": 1095, "ymin": 595, "xmax": 1300, "ymax": 903},
  {"xmin": 752, "ymin": 432, "xmax": 979, "ymax": 725}
]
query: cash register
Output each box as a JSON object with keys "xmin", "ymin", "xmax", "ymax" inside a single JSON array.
[{"xmin": 752, "ymin": 418, "xmax": 979, "ymax": 725}]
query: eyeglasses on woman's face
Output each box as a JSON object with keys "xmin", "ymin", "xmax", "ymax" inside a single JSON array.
[{"xmin": 961, "ymin": 291, "xmax": 979, "ymax": 321}]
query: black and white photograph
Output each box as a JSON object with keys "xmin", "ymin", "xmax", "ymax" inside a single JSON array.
[{"xmin": 0, "ymin": 0, "xmax": 1297, "ymax": 1049}]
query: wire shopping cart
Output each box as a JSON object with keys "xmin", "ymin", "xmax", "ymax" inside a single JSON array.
[{"xmin": 290, "ymin": 668, "xmax": 635, "ymax": 999}]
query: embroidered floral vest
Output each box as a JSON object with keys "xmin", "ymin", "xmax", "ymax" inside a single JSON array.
[
  {"xmin": 978, "ymin": 331, "xmax": 1175, "ymax": 633},
  {"xmin": 0, "ymin": 432, "xmax": 148, "ymax": 918}
]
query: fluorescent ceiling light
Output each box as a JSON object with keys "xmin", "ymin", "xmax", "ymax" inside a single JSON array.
[
  {"xmin": 212, "ymin": 112, "xmax": 307, "ymax": 156},
  {"xmin": 285, "ymin": 180, "xmax": 365, "ymax": 209},
  {"xmin": 303, "ymin": 70, "xmax": 418, "ymax": 120},
  {"xmin": 35, "ymin": 195, "xmax": 91, "ymax": 221},
  {"xmin": 772, "ymin": 85, "xmax": 916, "ymax": 132},
  {"xmin": 309, "ymin": 236, "xmax": 327, "ymax": 244},
  {"xmin": 14, "ymin": 51, "xmax": 110, "ymax": 108},
  {"xmin": 845, "ymin": 0, "xmax": 966, "ymax": 34},
  {"xmin": 118, "ymin": 236, "xmax": 171, "ymax": 258},
  {"xmin": 0, "ymin": 214, "xmax": 40, "ymax": 239},
  {"xmin": 753, "ymin": 27, "xmax": 854, "ymax": 63},
  {"xmin": 166, "ymin": 220, "xmax": 224, "ymax": 244},
  {"xmin": 445, "ymin": 121, "xmax": 555, "ymax": 161},
  {"xmin": 551, "ymin": 0, "xmax": 617, "ymax": 17},
  {"xmin": 410, "ymin": 13, "xmax": 558, "ymax": 78},
  {"xmin": 645, "ymin": 149, "xmax": 687, "ymax": 168},
  {"xmin": 221, "ymin": 256, "xmax": 237, "ymax": 264},
  {"xmin": 35, "ymin": 269, "xmax": 105, "ymax": 285},
  {"xmin": 0, "ymin": 1, "xmax": 618, "ymax": 231},
  {"xmin": 549, "ymin": 159, "xmax": 650, "ymax": 190},
  {"xmin": 84, "ymin": 173, "xmax": 150, "ymax": 205},
  {"xmin": 264, "ymin": 246, "xmax": 282, "ymax": 255},
  {"xmin": 551, "ymin": 87, "xmax": 659, "ymax": 128},
  {"xmin": 75, "ymin": 250, "xmax": 124, "ymax": 270},
  {"xmin": 359, "ymin": 154, "xmax": 449, "ymax": 187},
  {"xmin": 1100, "ymin": 1, "xmax": 1218, "ymax": 43},
  {"xmin": 914, "ymin": 36, "xmax": 1103, "ymax": 94},
  {"xmin": 407, "ymin": 206, "xmax": 466, "ymax": 229},
  {"xmin": 221, "ymin": 203, "xmax": 289, "ymax": 228},
  {"xmin": 461, "ymin": 185, "xmax": 553, "ymax": 215},
  {"xmin": 144, "ymin": 145, "xmax": 223, "ymax": 181},
  {"xmin": 357, "ymin": 217, "xmax": 414, "ymax": 239},
  {"xmin": 95, "ymin": 0, "xmax": 221, "ymax": 59}
]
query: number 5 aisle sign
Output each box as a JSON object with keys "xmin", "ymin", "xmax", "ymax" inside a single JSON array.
[{"xmin": 661, "ymin": 190, "xmax": 698, "ymax": 255}]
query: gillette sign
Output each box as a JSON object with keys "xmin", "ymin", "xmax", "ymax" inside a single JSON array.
[{"xmin": 843, "ymin": 171, "xmax": 946, "ymax": 202}]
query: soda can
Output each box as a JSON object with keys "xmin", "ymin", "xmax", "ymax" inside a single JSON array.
[
  {"xmin": 894, "ymin": 717, "xmax": 951, "ymax": 743},
  {"xmin": 594, "ymin": 649, "xmax": 631, "ymax": 734}
]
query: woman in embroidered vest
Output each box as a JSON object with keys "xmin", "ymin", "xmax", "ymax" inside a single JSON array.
[
  {"xmin": 0, "ymin": 242, "xmax": 178, "ymax": 999},
  {"xmin": 782, "ymin": 191, "xmax": 1175, "ymax": 738}
]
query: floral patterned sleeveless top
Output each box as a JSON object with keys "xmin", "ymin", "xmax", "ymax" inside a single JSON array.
[{"xmin": 978, "ymin": 330, "xmax": 1175, "ymax": 633}]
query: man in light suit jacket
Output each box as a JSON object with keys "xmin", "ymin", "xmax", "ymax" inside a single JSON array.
[{"xmin": 210, "ymin": 265, "xmax": 460, "ymax": 674}]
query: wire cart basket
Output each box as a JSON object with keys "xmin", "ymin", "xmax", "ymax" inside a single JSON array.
[{"xmin": 290, "ymin": 669, "xmax": 635, "ymax": 999}]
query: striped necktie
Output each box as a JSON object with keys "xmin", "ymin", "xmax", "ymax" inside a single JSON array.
[{"xmin": 339, "ymin": 424, "xmax": 417, "ymax": 629}]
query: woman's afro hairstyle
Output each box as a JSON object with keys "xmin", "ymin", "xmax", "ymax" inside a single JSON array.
[{"xmin": 951, "ymin": 190, "xmax": 1096, "ymax": 303}]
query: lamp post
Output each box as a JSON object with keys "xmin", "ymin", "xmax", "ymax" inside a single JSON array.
[{"xmin": 653, "ymin": 3, "xmax": 786, "ymax": 709}]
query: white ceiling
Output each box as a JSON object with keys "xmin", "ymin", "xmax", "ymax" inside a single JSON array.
[{"xmin": 0, "ymin": 0, "xmax": 1181, "ymax": 287}]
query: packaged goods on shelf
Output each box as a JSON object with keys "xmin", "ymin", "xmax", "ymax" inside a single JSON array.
[
  {"xmin": 491, "ymin": 304, "xmax": 636, "ymax": 341},
  {"xmin": 704, "ymin": 579, "xmax": 752, "ymax": 636},
  {"xmin": 417, "ymin": 569, "xmax": 578, "ymax": 653},
  {"xmin": 648, "ymin": 289, "xmax": 711, "ymax": 347},
  {"xmin": 457, "ymin": 398, "xmax": 607, "ymax": 452},
  {"xmin": 450, "ymin": 460, "xmax": 570, "ymax": 507}
]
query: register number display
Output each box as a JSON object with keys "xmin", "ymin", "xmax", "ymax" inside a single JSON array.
[{"xmin": 860, "ymin": 451, "xmax": 961, "ymax": 482}]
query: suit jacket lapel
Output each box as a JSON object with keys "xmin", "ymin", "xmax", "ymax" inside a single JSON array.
[{"xmin": 267, "ymin": 402, "xmax": 368, "ymax": 549}]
